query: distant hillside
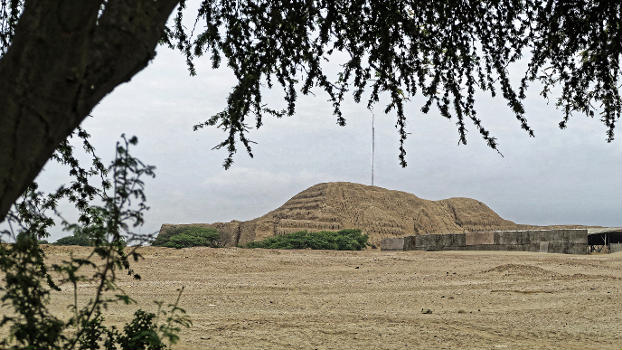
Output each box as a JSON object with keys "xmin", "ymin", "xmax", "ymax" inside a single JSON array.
[{"xmin": 157, "ymin": 182, "xmax": 583, "ymax": 246}]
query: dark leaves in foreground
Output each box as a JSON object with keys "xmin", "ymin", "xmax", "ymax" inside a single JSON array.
[
  {"xmin": 169, "ymin": 0, "xmax": 621, "ymax": 167},
  {"xmin": 1, "ymin": 2, "xmax": 619, "ymax": 167},
  {"xmin": 0, "ymin": 131, "xmax": 190, "ymax": 349}
]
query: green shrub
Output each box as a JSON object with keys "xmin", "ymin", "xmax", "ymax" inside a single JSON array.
[
  {"xmin": 74, "ymin": 304, "xmax": 189, "ymax": 350},
  {"xmin": 53, "ymin": 235, "xmax": 93, "ymax": 246},
  {"xmin": 152, "ymin": 226, "xmax": 221, "ymax": 249},
  {"xmin": 246, "ymin": 229, "xmax": 368, "ymax": 250},
  {"xmin": 117, "ymin": 310, "xmax": 165, "ymax": 350},
  {"xmin": 53, "ymin": 234, "xmax": 127, "ymax": 247}
]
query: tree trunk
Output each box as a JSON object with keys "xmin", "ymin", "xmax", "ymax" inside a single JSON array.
[{"xmin": 0, "ymin": 0, "xmax": 180, "ymax": 220}]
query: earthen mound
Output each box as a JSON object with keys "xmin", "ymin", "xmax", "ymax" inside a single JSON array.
[{"xmin": 158, "ymin": 182, "xmax": 542, "ymax": 246}]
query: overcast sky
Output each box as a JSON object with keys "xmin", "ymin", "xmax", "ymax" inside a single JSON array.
[{"xmin": 33, "ymin": 18, "xmax": 621, "ymax": 241}]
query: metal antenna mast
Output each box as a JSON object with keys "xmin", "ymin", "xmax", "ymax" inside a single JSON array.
[{"xmin": 371, "ymin": 108, "xmax": 375, "ymax": 187}]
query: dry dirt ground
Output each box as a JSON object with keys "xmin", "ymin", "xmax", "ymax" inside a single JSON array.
[{"xmin": 34, "ymin": 246, "xmax": 622, "ymax": 349}]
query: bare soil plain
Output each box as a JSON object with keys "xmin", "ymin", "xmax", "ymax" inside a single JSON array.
[{"xmin": 40, "ymin": 246, "xmax": 621, "ymax": 349}]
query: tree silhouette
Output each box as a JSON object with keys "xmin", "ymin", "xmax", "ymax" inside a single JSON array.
[{"xmin": 0, "ymin": 0, "xmax": 620, "ymax": 220}]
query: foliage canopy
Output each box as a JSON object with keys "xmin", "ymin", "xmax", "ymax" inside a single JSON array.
[
  {"xmin": 0, "ymin": 0, "xmax": 620, "ymax": 220},
  {"xmin": 166, "ymin": 0, "xmax": 622, "ymax": 166}
]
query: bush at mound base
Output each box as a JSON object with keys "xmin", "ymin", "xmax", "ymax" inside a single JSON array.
[
  {"xmin": 246, "ymin": 229, "xmax": 368, "ymax": 250},
  {"xmin": 152, "ymin": 226, "xmax": 222, "ymax": 248}
]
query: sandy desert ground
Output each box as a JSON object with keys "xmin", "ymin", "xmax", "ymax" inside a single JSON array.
[{"xmin": 23, "ymin": 246, "xmax": 622, "ymax": 349}]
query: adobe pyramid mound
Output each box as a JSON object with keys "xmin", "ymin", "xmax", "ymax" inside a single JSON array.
[{"xmin": 158, "ymin": 182, "xmax": 540, "ymax": 246}]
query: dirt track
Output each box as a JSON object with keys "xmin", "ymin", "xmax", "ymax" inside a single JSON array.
[{"xmin": 38, "ymin": 246, "xmax": 622, "ymax": 349}]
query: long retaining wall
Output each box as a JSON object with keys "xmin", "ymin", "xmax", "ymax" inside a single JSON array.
[{"xmin": 381, "ymin": 229, "xmax": 588, "ymax": 254}]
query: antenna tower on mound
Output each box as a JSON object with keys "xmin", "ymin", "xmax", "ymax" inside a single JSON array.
[{"xmin": 370, "ymin": 108, "xmax": 375, "ymax": 187}]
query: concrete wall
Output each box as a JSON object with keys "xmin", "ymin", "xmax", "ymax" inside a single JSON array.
[
  {"xmin": 381, "ymin": 229, "xmax": 588, "ymax": 254},
  {"xmin": 380, "ymin": 237, "xmax": 405, "ymax": 250},
  {"xmin": 414, "ymin": 234, "xmax": 465, "ymax": 251},
  {"xmin": 609, "ymin": 243, "xmax": 622, "ymax": 253}
]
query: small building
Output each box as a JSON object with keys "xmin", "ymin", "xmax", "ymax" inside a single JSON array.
[{"xmin": 587, "ymin": 228, "xmax": 622, "ymax": 253}]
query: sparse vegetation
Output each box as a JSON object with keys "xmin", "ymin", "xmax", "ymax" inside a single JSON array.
[
  {"xmin": 246, "ymin": 229, "xmax": 368, "ymax": 250},
  {"xmin": 152, "ymin": 226, "xmax": 222, "ymax": 249}
]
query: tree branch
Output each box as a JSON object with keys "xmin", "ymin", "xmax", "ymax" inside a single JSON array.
[{"xmin": 0, "ymin": 0, "xmax": 180, "ymax": 220}]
